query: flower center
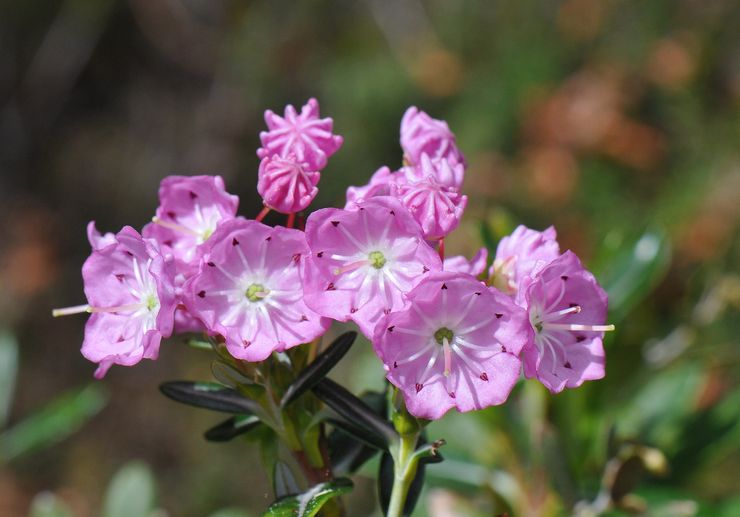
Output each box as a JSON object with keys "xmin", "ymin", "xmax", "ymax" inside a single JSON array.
[
  {"xmin": 368, "ymin": 250, "xmax": 386, "ymax": 269},
  {"xmin": 145, "ymin": 294, "xmax": 159, "ymax": 312},
  {"xmin": 434, "ymin": 327, "xmax": 454, "ymax": 345},
  {"xmin": 245, "ymin": 283, "xmax": 268, "ymax": 302}
]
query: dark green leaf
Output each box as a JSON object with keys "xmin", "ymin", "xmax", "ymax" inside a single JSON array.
[
  {"xmin": 312, "ymin": 378, "xmax": 397, "ymax": 448},
  {"xmin": 281, "ymin": 332, "xmax": 357, "ymax": 408},
  {"xmin": 263, "ymin": 478, "xmax": 353, "ymax": 517},
  {"xmin": 328, "ymin": 391, "xmax": 386, "ymax": 474},
  {"xmin": 0, "ymin": 330, "xmax": 18, "ymax": 427},
  {"xmin": 159, "ymin": 381, "xmax": 260, "ymax": 414},
  {"xmin": 205, "ymin": 415, "xmax": 262, "ymax": 442},
  {"xmin": 273, "ymin": 460, "xmax": 301, "ymax": 499},
  {"xmin": 101, "ymin": 461, "xmax": 157, "ymax": 517},
  {"xmin": 0, "ymin": 384, "xmax": 107, "ymax": 462}
]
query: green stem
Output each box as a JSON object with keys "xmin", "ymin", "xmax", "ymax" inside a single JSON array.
[{"xmin": 386, "ymin": 429, "xmax": 421, "ymax": 517}]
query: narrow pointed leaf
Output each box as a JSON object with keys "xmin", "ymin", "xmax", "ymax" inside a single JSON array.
[
  {"xmin": 263, "ymin": 478, "xmax": 353, "ymax": 517},
  {"xmin": 312, "ymin": 378, "xmax": 397, "ymax": 447},
  {"xmin": 159, "ymin": 381, "xmax": 259, "ymax": 414},
  {"xmin": 273, "ymin": 460, "xmax": 301, "ymax": 499},
  {"xmin": 204, "ymin": 415, "xmax": 262, "ymax": 442},
  {"xmin": 328, "ymin": 391, "xmax": 387, "ymax": 474},
  {"xmin": 281, "ymin": 332, "xmax": 357, "ymax": 408}
]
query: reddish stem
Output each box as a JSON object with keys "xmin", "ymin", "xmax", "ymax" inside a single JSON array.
[
  {"xmin": 286, "ymin": 212, "xmax": 296, "ymax": 229},
  {"xmin": 256, "ymin": 206, "xmax": 270, "ymax": 222},
  {"xmin": 438, "ymin": 238, "xmax": 445, "ymax": 262}
]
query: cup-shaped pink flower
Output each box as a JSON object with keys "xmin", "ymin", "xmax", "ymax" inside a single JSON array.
[
  {"xmin": 183, "ymin": 218, "xmax": 329, "ymax": 362},
  {"xmin": 258, "ymin": 98, "xmax": 343, "ymax": 171},
  {"xmin": 373, "ymin": 272, "xmax": 532, "ymax": 420},
  {"xmin": 402, "ymin": 153, "xmax": 465, "ymax": 190},
  {"xmin": 143, "ymin": 175, "xmax": 239, "ymax": 268},
  {"xmin": 489, "ymin": 225, "xmax": 560, "ymax": 304},
  {"xmin": 53, "ymin": 226, "xmax": 177, "ymax": 378},
  {"xmin": 87, "ymin": 221, "xmax": 116, "ymax": 250},
  {"xmin": 400, "ymin": 107, "xmax": 465, "ymax": 168},
  {"xmin": 257, "ymin": 154, "xmax": 320, "ymax": 214},
  {"xmin": 303, "ymin": 196, "xmax": 442, "ymax": 338},
  {"xmin": 444, "ymin": 247, "xmax": 488, "ymax": 276},
  {"xmin": 523, "ymin": 251, "xmax": 613, "ymax": 393},
  {"xmin": 393, "ymin": 176, "xmax": 467, "ymax": 240}
]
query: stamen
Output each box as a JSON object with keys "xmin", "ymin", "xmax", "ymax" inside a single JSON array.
[
  {"xmin": 443, "ymin": 337, "xmax": 452, "ymax": 377},
  {"xmin": 151, "ymin": 216, "xmax": 200, "ymax": 237},
  {"xmin": 333, "ymin": 259, "xmax": 370, "ymax": 276},
  {"xmin": 89, "ymin": 302, "xmax": 147, "ymax": 314},
  {"xmin": 543, "ymin": 323, "xmax": 615, "ymax": 332},
  {"xmin": 548, "ymin": 305, "xmax": 582, "ymax": 319},
  {"xmin": 52, "ymin": 304, "xmax": 91, "ymax": 317}
]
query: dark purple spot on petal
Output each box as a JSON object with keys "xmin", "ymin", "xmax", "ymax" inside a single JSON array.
[
  {"xmin": 114, "ymin": 274, "xmax": 125, "ymax": 282},
  {"xmin": 448, "ymin": 391, "xmax": 456, "ymax": 399},
  {"xmin": 501, "ymin": 345, "xmax": 507, "ymax": 353},
  {"xmin": 561, "ymin": 275, "xmax": 569, "ymax": 281},
  {"xmin": 300, "ymin": 314, "xmax": 308, "ymax": 322},
  {"xmin": 207, "ymin": 261, "xmax": 215, "ymax": 267},
  {"xmin": 415, "ymin": 383, "xmax": 423, "ymax": 393},
  {"xmin": 189, "ymin": 191, "xmax": 198, "ymax": 200},
  {"xmin": 243, "ymin": 340, "xmax": 251, "ymax": 347},
  {"xmin": 383, "ymin": 308, "xmax": 391, "ymax": 315},
  {"xmin": 480, "ymin": 372, "xmax": 489, "ymax": 381},
  {"xmin": 292, "ymin": 253, "xmax": 301, "ymax": 262},
  {"xmin": 390, "ymin": 210, "xmax": 396, "ymax": 216},
  {"xmin": 197, "ymin": 290, "xmax": 206, "ymax": 298},
  {"xmin": 475, "ymin": 291, "xmax": 481, "ymax": 296},
  {"xmin": 422, "ymin": 266, "xmax": 430, "ymax": 273},
  {"xmin": 350, "ymin": 307, "xmax": 358, "ymax": 314},
  {"xmin": 265, "ymin": 236, "xmax": 271, "ymax": 242},
  {"xmin": 117, "ymin": 336, "xmax": 125, "ymax": 342},
  {"xmin": 441, "ymin": 283, "xmax": 448, "ymax": 290},
  {"xmin": 393, "ymin": 361, "xmax": 398, "ymax": 368},
  {"xmin": 576, "ymin": 335, "xmax": 586, "ymax": 342},
  {"xmin": 317, "ymin": 251, "xmax": 324, "ymax": 258},
  {"xmin": 569, "ymin": 302, "xmax": 578, "ymax": 308},
  {"xmin": 330, "ymin": 220, "xmax": 340, "ymax": 227},
  {"xmin": 387, "ymin": 325, "xmax": 395, "ymax": 333},
  {"xmin": 232, "ymin": 238, "xmax": 240, "ymax": 246},
  {"xmin": 166, "ymin": 211, "xmax": 176, "ymax": 219},
  {"xmin": 124, "ymin": 251, "xmax": 134, "ymax": 257},
  {"xmin": 495, "ymin": 313, "xmax": 503, "ymax": 319},
  {"xmin": 564, "ymin": 361, "xmax": 572, "ymax": 369},
  {"xmin": 163, "ymin": 240, "xmax": 173, "ymax": 247},
  {"xmin": 326, "ymin": 282, "xmax": 335, "ymax": 291}
]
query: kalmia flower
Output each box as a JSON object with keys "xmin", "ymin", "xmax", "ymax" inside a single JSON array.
[
  {"xmin": 87, "ymin": 221, "xmax": 116, "ymax": 250},
  {"xmin": 400, "ymin": 107, "xmax": 465, "ymax": 168},
  {"xmin": 392, "ymin": 176, "xmax": 467, "ymax": 240},
  {"xmin": 303, "ymin": 196, "xmax": 442, "ymax": 338},
  {"xmin": 489, "ymin": 225, "xmax": 560, "ymax": 303},
  {"xmin": 258, "ymin": 98, "xmax": 343, "ymax": 171},
  {"xmin": 184, "ymin": 218, "xmax": 329, "ymax": 362},
  {"xmin": 345, "ymin": 166, "xmax": 400, "ymax": 207},
  {"xmin": 374, "ymin": 272, "xmax": 531, "ymax": 420},
  {"xmin": 53, "ymin": 226, "xmax": 177, "ymax": 378},
  {"xmin": 257, "ymin": 154, "xmax": 320, "ymax": 214},
  {"xmin": 143, "ymin": 175, "xmax": 239, "ymax": 269},
  {"xmin": 523, "ymin": 251, "xmax": 613, "ymax": 393},
  {"xmin": 402, "ymin": 153, "xmax": 465, "ymax": 190},
  {"xmin": 444, "ymin": 247, "xmax": 488, "ymax": 276}
]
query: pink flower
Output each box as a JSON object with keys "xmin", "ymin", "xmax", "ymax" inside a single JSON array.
[
  {"xmin": 392, "ymin": 176, "xmax": 467, "ymax": 240},
  {"xmin": 400, "ymin": 107, "xmax": 465, "ymax": 168},
  {"xmin": 444, "ymin": 247, "xmax": 488, "ymax": 276},
  {"xmin": 183, "ymin": 218, "xmax": 329, "ymax": 362},
  {"xmin": 403, "ymin": 153, "xmax": 465, "ymax": 190},
  {"xmin": 258, "ymin": 98, "xmax": 343, "ymax": 171},
  {"xmin": 143, "ymin": 175, "xmax": 239, "ymax": 268},
  {"xmin": 87, "ymin": 221, "xmax": 117, "ymax": 250},
  {"xmin": 373, "ymin": 272, "xmax": 531, "ymax": 420},
  {"xmin": 522, "ymin": 251, "xmax": 613, "ymax": 393},
  {"xmin": 258, "ymin": 154, "xmax": 320, "ymax": 214},
  {"xmin": 345, "ymin": 166, "xmax": 401, "ymax": 207},
  {"xmin": 53, "ymin": 227, "xmax": 177, "ymax": 378},
  {"xmin": 303, "ymin": 196, "xmax": 442, "ymax": 338},
  {"xmin": 489, "ymin": 225, "xmax": 560, "ymax": 304}
]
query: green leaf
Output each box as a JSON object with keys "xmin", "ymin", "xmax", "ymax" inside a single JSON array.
[
  {"xmin": 29, "ymin": 492, "xmax": 73, "ymax": 517},
  {"xmin": 598, "ymin": 229, "xmax": 671, "ymax": 322},
  {"xmin": 0, "ymin": 384, "xmax": 107, "ymax": 462},
  {"xmin": 312, "ymin": 378, "xmax": 397, "ymax": 448},
  {"xmin": 263, "ymin": 478, "xmax": 354, "ymax": 517},
  {"xmin": 102, "ymin": 461, "xmax": 157, "ymax": 517},
  {"xmin": 208, "ymin": 509, "xmax": 252, "ymax": 517},
  {"xmin": 0, "ymin": 329, "xmax": 19, "ymax": 427},
  {"xmin": 159, "ymin": 381, "xmax": 260, "ymax": 414},
  {"xmin": 281, "ymin": 332, "xmax": 357, "ymax": 408},
  {"xmin": 204, "ymin": 414, "xmax": 262, "ymax": 442}
]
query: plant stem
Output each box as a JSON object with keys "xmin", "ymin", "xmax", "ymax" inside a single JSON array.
[{"xmin": 386, "ymin": 429, "xmax": 421, "ymax": 517}]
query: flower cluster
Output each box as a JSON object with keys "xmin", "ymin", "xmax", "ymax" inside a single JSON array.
[{"xmin": 55, "ymin": 100, "xmax": 613, "ymax": 418}]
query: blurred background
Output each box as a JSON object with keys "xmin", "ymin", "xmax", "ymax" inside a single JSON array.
[{"xmin": 1, "ymin": 0, "xmax": 739, "ymax": 515}]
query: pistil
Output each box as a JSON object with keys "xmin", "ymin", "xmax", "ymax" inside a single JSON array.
[{"xmin": 151, "ymin": 216, "xmax": 200, "ymax": 237}]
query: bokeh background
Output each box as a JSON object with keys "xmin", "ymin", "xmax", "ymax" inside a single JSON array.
[{"xmin": 1, "ymin": 0, "xmax": 739, "ymax": 515}]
